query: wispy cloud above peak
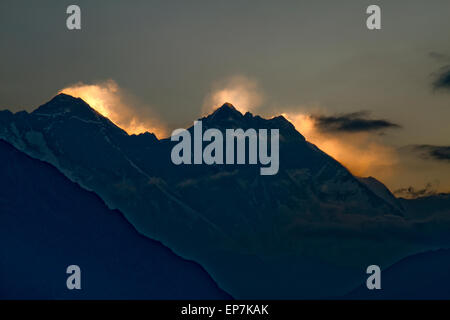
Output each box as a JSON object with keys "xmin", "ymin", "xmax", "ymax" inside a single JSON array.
[
  {"xmin": 202, "ymin": 75, "xmax": 264, "ymax": 115},
  {"xmin": 59, "ymin": 80, "xmax": 168, "ymax": 138}
]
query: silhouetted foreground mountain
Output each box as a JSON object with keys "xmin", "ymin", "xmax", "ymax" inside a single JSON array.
[
  {"xmin": 0, "ymin": 140, "xmax": 230, "ymax": 299},
  {"xmin": 346, "ymin": 249, "xmax": 450, "ymax": 299},
  {"xmin": 1, "ymin": 94, "xmax": 449, "ymax": 298}
]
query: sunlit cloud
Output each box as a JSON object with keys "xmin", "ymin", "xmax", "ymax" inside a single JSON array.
[
  {"xmin": 282, "ymin": 112, "xmax": 398, "ymax": 180},
  {"xmin": 202, "ymin": 75, "xmax": 264, "ymax": 115},
  {"xmin": 59, "ymin": 80, "xmax": 167, "ymax": 138}
]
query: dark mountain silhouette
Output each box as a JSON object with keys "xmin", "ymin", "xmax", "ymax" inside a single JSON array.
[
  {"xmin": 357, "ymin": 176, "xmax": 404, "ymax": 212},
  {"xmin": 0, "ymin": 140, "xmax": 230, "ymax": 299},
  {"xmin": 399, "ymin": 193, "xmax": 450, "ymax": 219},
  {"xmin": 345, "ymin": 249, "xmax": 450, "ymax": 299},
  {"xmin": 1, "ymin": 94, "xmax": 449, "ymax": 298}
]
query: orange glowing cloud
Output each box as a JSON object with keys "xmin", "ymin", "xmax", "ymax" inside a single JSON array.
[
  {"xmin": 202, "ymin": 75, "xmax": 264, "ymax": 115},
  {"xmin": 59, "ymin": 80, "xmax": 167, "ymax": 138},
  {"xmin": 282, "ymin": 112, "xmax": 398, "ymax": 181}
]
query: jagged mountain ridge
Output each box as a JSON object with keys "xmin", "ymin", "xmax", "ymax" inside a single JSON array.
[
  {"xmin": 0, "ymin": 94, "xmax": 425, "ymax": 298},
  {"xmin": 0, "ymin": 139, "xmax": 230, "ymax": 299}
]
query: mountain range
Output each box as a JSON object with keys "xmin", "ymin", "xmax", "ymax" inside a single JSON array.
[
  {"xmin": 0, "ymin": 139, "xmax": 230, "ymax": 299},
  {"xmin": 1, "ymin": 94, "xmax": 449, "ymax": 298}
]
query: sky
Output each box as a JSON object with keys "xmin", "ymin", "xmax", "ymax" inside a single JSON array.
[{"xmin": 0, "ymin": 0, "xmax": 449, "ymax": 195}]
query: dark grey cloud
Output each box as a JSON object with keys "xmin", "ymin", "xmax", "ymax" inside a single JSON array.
[
  {"xmin": 311, "ymin": 111, "xmax": 401, "ymax": 133},
  {"xmin": 429, "ymin": 52, "xmax": 450, "ymax": 63},
  {"xmin": 433, "ymin": 65, "xmax": 450, "ymax": 90},
  {"xmin": 393, "ymin": 183, "xmax": 437, "ymax": 199},
  {"xmin": 410, "ymin": 145, "xmax": 450, "ymax": 162}
]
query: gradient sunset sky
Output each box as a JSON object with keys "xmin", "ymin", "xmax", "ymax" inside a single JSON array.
[{"xmin": 1, "ymin": 0, "xmax": 449, "ymax": 194}]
